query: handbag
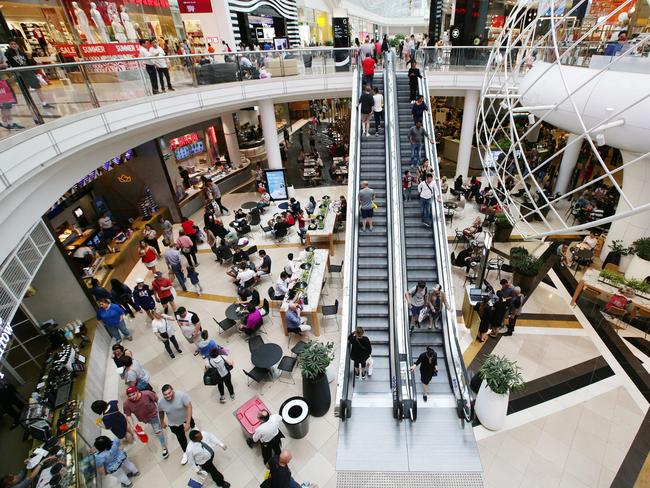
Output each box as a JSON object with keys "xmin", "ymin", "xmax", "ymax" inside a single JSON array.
[
  {"xmin": 203, "ymin": 368, "xmax": 219, "ymax": 386},
  {"xmin": 371, "ymin": 201, "xmax": 378, "ymax": 209}
]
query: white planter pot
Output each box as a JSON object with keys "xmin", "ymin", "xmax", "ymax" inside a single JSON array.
[
  {"xmin": 326, "ymin": 363, "xmax": 336, "ymax": 383},
  {"xmin": 474, "ymin": 381, "xmax": 509, "ymax": 431},
  {"xmin": 618, "ymin": 254, "xmax": 633, "ymax": 273},
  {"xmin": 624, "ymin": 255, "xmax": 650, "ymax": 281}
]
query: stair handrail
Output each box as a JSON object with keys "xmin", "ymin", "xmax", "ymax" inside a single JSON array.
[
  {"xmin": 387, "ymin": 52, "xmax": 418, "ymax": 421},
  {"xmin": 334, "ymin": 64, "xmax": 362, "ymax": 421},
  {"xmin": 418, "ymin": 72, "xmax": 475, "ymax": 424}
]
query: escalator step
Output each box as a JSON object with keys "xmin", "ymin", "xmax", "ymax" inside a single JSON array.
[{"xmin": 357, "ymin": 291, "xmax": 388, "ymax": 304}]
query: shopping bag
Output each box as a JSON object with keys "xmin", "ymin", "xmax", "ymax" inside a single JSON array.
[
  {"xmin": 418, "ymin": 306, "xmax": 430, "ymax": 323},
  {"xmin": 134, "ymin": 424, "xmax": 149, "ymax": 443},
  {"xmin": 371, "ymin": 201, "xmax": 378, "ymax": 209},
  {"xmin": 366, "ymin": 356, "xmax": 374, "ymax": 376}
]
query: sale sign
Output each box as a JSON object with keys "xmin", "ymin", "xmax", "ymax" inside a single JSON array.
[
  {"xmin": 80, "ymin": 43, "xmax": 139, "ymax": 57},
  {"xmin": 178, "ymin": 0, "xmax": 212, "ymax": 13},
  {"xmin": 56, "ymin": 44, "xmax": 78, "ymax": 57}
]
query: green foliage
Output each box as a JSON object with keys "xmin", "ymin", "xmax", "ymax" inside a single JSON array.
[
  {"xmin": 510, "ymin": 246, "xmax": 528, "ymax": 258},
  {"xmin": 608, "ymin": 240, "xmax": 631, "ymax": 256},
  {"xmin": 510, "ymin": 247, "xmax": 542, "ymax": 277},
  {"xmin": 297, "ymin": 341, "xmax": 335, "ymax": 380},
  {"xmin": 479, "ymin": 354, "xmax": 525, "ymax": 395},
  {"xmin": 632, "ymin": 238, "xmax": 650, "ymax": 261},
  {"xmin": 599, "ymin": 269, "xmax": 625, "ymax": 285},
  {"xmin": 389, "ymin": 33, "xmax": 405, "ymax": 48},
  {"xmin": 323, "ymin": 40, "xmax": 334, "ymax": 47},
  {"xmin": 495, "ymin": 213, "xmax": 513, "ymax": 229},
  {"xmin": 598, "ymin": 269, "xmax": 650, "ymax": 293}
]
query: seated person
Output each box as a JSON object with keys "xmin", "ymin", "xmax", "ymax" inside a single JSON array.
[
  {"xmin": 283, "ymin": 254, "xmax": 295, "ymax": 277},
  {"xmin": 215, "ymin": 240, "xmax": 233, "ymax": 264},
  {"xmin": 289, "ymin": 197, "xmax": 301, "ymax": 214},
  {"xmin": 233, "ymin": 262, "xmax": 256, "ymax": 287},
  {"xmin": 578, "ymin": 231, "xmax": 598, "ymax": 250},
  {"xmin": 232, "ymin": 246, "xmax": 250, "ymax": 265},
  {"xmin": 274, "ymin": 271, "xmax": 291, "ymax": 300},
  {"xmin": 273, "ymin": 216, "xmax": 290, "ymax": 237},
  {"xmin": 451, "ymin": 247, "xmax": 480, "ymax": 273},
  {"xmin": 232, "ymin": 217, "xmax": 251, "ymax": 235},
  {"xmin": 296, "ymin": 209, "xmax": 308, "ymax": 244},
  {"xmin": 463, "ymin": 216, "xmax": 483, "ymax": 239},
  {"xmin": 237, "ymin": 286, "xmax": 260, "ymax": 307},
  {"xmin": 256, "ymin": 249, "xmax": 272, "ymax": 276},
  {"xmin": 212, "ymin": 219, "xmax": 228, "ymax": 240},
  {"xmin": 257, "ymin": 191, "xmax": 271, "ymax": 212},
  {"xmin": 574, "ymin": 190, "xmax": 593, "ymax": 210},
  {"xmin": 234, "ymin": 208, "xmax": 247, "ymax": 220},
  {"xmin": 284, "ymin": 211, "xmax": 295, "ymax": 226},
  {"xmin": 440, "ymin": 176, "xmax": 449, "ymax": 194},
  {"xmin": 471, "ymin": 225, "xmax": 487, "ymax": 248},
  {"xmin": 453, "ymin": 175, "xmax": 467, "ymax": 195},
  {"xmin": 73, "ymin": 245, "xmax": 96, "ymax": 266},
  {"xmin": 605, "ymin": 285, "xmax": 634, "ymax": 314},
  {"xmin": 285, "ymin": 302, "xmax": 312, "ymax": 334},
  {"xmin": 556, "ymin": 243, "xmax": 572, "ymax": 267},
  {"xmin": 239, "ymin": 303, "xmax": 263, "ymax": 335},
  {"xmin": 223, "ymin": 228, "xmax": 239, "ymax": 247},
  {"xmin": 468, "ymin": 177, "xmax": 481, "ymax": 202}
]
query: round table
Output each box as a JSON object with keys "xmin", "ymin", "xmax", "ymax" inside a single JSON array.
[
  {"xmin": 251, "ymin": 343, "xmax": 283, "ymax": 369},
  {"xmin": 443, "ymin": 202, "xmax": 458, "ymax": 210},
  {"xmin": 225, "ymin": 303, "xmax": 242, "ymax": 322},
  {"xmin": 241, "ymin": 201, "xmax": 257, "ymax": 210},
  {"xmin": 278, "ymin": 202, "xmax": 289, "ymax": 210}
]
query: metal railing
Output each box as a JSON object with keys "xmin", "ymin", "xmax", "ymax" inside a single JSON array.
[
  {"xmin": 334, "ymin": 64, "xmax": 361, "ymax": 421},
  {"xmin": 386, "ymin": 52, "xmax": 417, "ymax": 421},
  {"xmin": 419, "ymin": 72, "xmax": 475, "ymax": 424}
]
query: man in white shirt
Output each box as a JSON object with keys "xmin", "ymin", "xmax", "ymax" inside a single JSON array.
[
  {"xmin": 418, "ymin": 173, "xmax": 435, "ymax": 228},
  {"xmin": 138, "ymin": 39, "xmax": 159, "ymax": 94},
  {"xmin": 235, "ymin": 265, "xmax": 256, "ymax": 287},
  {"xmin": 252, "ymin": 410, "xmax": 284, "ymax": 464},
  {"xmin": 274, "ymin": 271, "xmax": 290, "ymax": 300},
  {"xmin": 73, "ymin": 245, "xmax": 96, "ymax": 266},
  {"xmin": 283, "ymin": 253, "xmax": 295, "ymax": 277},
  {"xmin": 186, "ymin": 430, "xmax": 230, "ymax": 488},
  {"xmin": 150, "ymin": 39, "xmax": 174, "ymax": 92},
  {"xmin": 372, "ymin": 87, "xmax": 383, "ymax": 136}
]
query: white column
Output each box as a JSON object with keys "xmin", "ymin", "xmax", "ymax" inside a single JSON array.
[
  {"xmin": 456, "ymin": 89, "xmax": 479, "ymax": 178},
  {"xmin": 258, "ymin": 99, "xmax": 282, "ymax": 169},
  {"xmin": 553, "ymin": 133, "xmax": 581, "ymax": 195},
  {"xmin": 220, "ymin": 112, "xmax": 241, "ymax": 166}
]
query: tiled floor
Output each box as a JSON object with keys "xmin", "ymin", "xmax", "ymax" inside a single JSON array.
[{"xmin": 99, "ymin": 185, "xmax": 346, "ymax": 488}]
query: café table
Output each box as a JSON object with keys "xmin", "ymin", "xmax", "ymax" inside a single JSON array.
[
  {"xmin": 278, "ymin": 202, "xmax": 289, "ymax": 210},
  {"xmin": 251, "ymin": 343, "xmax": 283, "ymax": 369},
  {"xmin": 225, "ymin": 303, "xmax": 242, "ymax": 322},
  {"xmin": 241, "ymin": 201, "xmax": 257, "ymax": 210},
  {"xmin": 305, "ymin": 200, "xmax": 337, "ymax": 256}
]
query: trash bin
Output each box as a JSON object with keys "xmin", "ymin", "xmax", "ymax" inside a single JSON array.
[{"xmin": 280, "ymin": 396, "xmax": 309, "ymax": 439}]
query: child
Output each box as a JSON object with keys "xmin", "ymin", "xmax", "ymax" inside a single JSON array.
[
  {"xmin": 403, "ymin": 170, "xmax": 415, "ymax": 201},
  {"xmin": 187, "ymin": 265, "xmax": 203, "ymax": 295}
]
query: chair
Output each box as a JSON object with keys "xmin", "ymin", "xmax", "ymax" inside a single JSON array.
[
  {"xmin": 261, "ymin": 223, "xmax": 273, "ymax": 235},
  {"xmin": 603, "ymin": 262, "xmax": 620, "ymax": 273},
  {"xmin": 246, "ymin": 245, "xmax": 258, "ymax": 256},
  {"xmin": 329, "ymin": 260, "xmax": 343, "ymax": 284},
  {"xmin": 249, "ymin": 208, "xmax": 261, "ymax": 226},
  {"xmin": 213, "ymin": 317, "xmax": 237, "ymax": 339},
  {"xmin": 291, "ymin": 340, "xmax": 308, "ymax": 357},
  {"xmin": 600, "ymin": 305, "xmax": 628, "ymax": 331},
  {"xmin": 243, "ymin": 367, "xmax": 269, "ymax": 386},
  {"xmin": 454, "ymin": 228, "xmax": 468, "ymax": 251},
  {"xmin": 321, "ymin": 299, "xmax": 339, "ymax": 330},
  {"xmin": 260, "ymin": 298, "xmax": 274, "ymax": 325},
  {"xmin": 243, "ymin": 277, "xmax": 256, "ymax": 289},
  {"xmin": 268, "ymin": 287, "xmax": 282, "ymax": 317},
  {"xmin": 277, "ymin": 356, "xmax": 297, "ymax": 384},
  {"xmin": 248, "ymin": 334, "xmax": 265, "ymax": 353},
  {"xmin": 578, "ymin": 287, "xmax": 602, "ymax": 317},
  {"xmin": 486, "ymin": 256, "xmax": 505, "ymax": 281}
]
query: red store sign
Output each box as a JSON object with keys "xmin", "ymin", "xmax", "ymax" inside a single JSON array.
[
  {"xmin": 124, "ymin": 0, "xmax": 170, "ymax": 8},
  {"xmin": 178, "ymin": 0, "xmax": 213, "ymax": 13},
  {"xmin": 56, "ymin": 44, "xmax": 78, "ymax": 57},
  {"xmin": 80, "ymin": 43, "xmax": 140, "ymax": 57}
]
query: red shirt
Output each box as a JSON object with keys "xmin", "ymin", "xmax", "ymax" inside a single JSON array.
[
  {"xmin": 181, "ymin": 220, "xmax": 197, "ymax": 236},
  {"xmin": 152, "ymin": 277, "xmax": 173, "ymax": 299},
  {"xmin": 123, "ymin": 390, "xmax": 158, "ymax": 422},
  {"xmin": 297, "ymin": 215, "xmax": 306, "ymax": 229},
  {"xmin": 285, "ymin": 214, "xmax": 295, "ymax": 226},
  {"xmin": 141, "ymin": 247, "xmax": 156, "ymax": 264},
  {"xmin": 362, "ymin": 57, "xmax": 375, "ymax": 76}
]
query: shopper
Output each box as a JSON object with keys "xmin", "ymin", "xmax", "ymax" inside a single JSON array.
[
  {"xmin": 410, "ymin": 346, "xmax": 438, "ymax": 402},
  {"xmin": 186, "ymin": 430, "xmax": 230, "ymax": 488},
  {"xmin": 0, "ymin": 49, "xmax": 24, "ymax": 130},
  {"xmin": 93, "ymin": 436, "xmax": 140, "ymax": 486},
  {"xmin": 197, "ymin": 330, "xmax": 218, "ymax": 358},
  {"xmin": 372, "ymin": 87, "xmax": 383, "ymax": 135},
  {"xmin": 151, "ymin": 310, "xmax": 183, "ymax": 358},
  {"xmin": 205, "ymin": 348, "xmax": 235, "ymax": 403},
  {"xmin": 361, "ymin": 53, "xmax": 375, "ymax": 87},
  {"xmin": 112, "ymin": 343, "xmax": 133, "ymax": 368},
  {"xmin": 267, "ymin": 450, "xmax": 302, "ymax": 488},
  {"xmin": 133, "ymin": 278, "xmax": 156, "ymax": 320},
  {"xmin": 143, "ymin": 224, "xmax": 161, "ymax": 254},
  {"xmin": 402, "ymin": 170, "xmax": 415, "ymax": 201},
  {"xmin": 358, "ymin": 180, "xmax": 375, "ymax": 232},
  {"xmin": 158, "ymin": 216, "xmax": 174, "ymax": 246},
  {"xmin": 90, "ymin": 278, "xmax": 112, "ymax": 302},
  {"xmin": 123, "ymin": 387, "xmax": 169, "ymax": 459},
  {"xmin": 91, "ymin": 400, "xmax": 135, "ymax": 443},
  {"xmin": 150, "ymin": 39, "xmax": 173, "ymax": 92},
  {"xmin": 505, "ymin": 287, "xmax": 524, "ymax": 336},
  {"xmin": 181, "ymin": 217, "xmax": 200, "ymax": 249},
  {"xmin": 490, "ymin": 290, "xmax": 509, "ymax": 338},
  {"xmin": 358, "ymin": 86, "xmax": 374, "ymax": 137},
  {"xmin": 408, "ymin": 120, "xmax": 432, "ymax": 166},
  {"xmin": 177, "ymin": 230, "xmax": 198, "ymax": 267},
  {"xmin": 152, "ymin": 271, "xmax": 178, "ymax": 313},
  {"xmin": 411, "ymin": 95, "xmax": 430, "ymax": 125},
  {"xmin": 475, "ymin": 295, "xmax": 493, "ymax": 343},
  {"xmin": 122, "ymin": 356, "xmax": 152, "ymax": 391},
  {"xmin": 158, "ymin": 385, "xmax": 194, "ymax": 465},
  {"xmin": 139, "ymin": 39, "xmax": 159, "ymax": 94},
  {"xmin": 424, "ymin": 284, "xmax": 449, "ymax": 329},
  {"xmin": 110, "ymin": 279, "xmax": 137, "ymax": 318},
  {"xmin": 348, "ymin": 326, "xmax": 372, "ymax": 380},
  {"xmin": 4, "ymin": 40, "xmax": 53, "ymax": 110},
  {"xmin": 406, "ymin": 281, "xmax": 428, "ymax": 331},
  {"xmin": 163, "ymin": 245, "xmax": 187, "ymax": 292},
  {"xmin": 417, "ymin": 173, "xmax": 435, "ymax": 228},
  {"xmin": 97, "ymin": 298, "xmax": 133, "ymax": 343},
  {"xmin": 252, "ymin": 410, "xmax": 284, "ymax": 465},
  {"xmin": 186, "ymin": 265, "xmax": 203, "ymax": 295},
  {"xmin": 208, "ymin": 180, "xmax": 228, "ymax": 214},
  {"xmin": 408, "ymin": 60, "xmax": 422, "ymax": 102}
]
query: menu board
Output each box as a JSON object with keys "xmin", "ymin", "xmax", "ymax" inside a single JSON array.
[
  {"xmin": 265, "ymin": 169, "xmax": 288, "ymax": 201},
  {"xmin": 174, "ymin": 141, "xmax": 205, "ymax": 161}
]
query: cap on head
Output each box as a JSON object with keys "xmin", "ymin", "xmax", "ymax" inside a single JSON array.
[
  {"xmin": 126, "ymin": 386, "xmax": 138, "ymax": 395},
  {"xmin": 154, "ymin": 271, "xmax": 163, "ymax": 277},
  {"xmin": 136, "ymin": 278, "xmax": 144, "ymax": 284}
]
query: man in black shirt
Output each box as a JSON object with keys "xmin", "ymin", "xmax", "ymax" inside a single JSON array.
[
  {"xmin": 358, "ymin": 86, "xmax": 374, "ymax": 137},
  {"xmin": 267, "ymin": 450, "xmax": 300, "ymax": 488},
  {"xmin": 410, "ymin": 346, "xmax": 437, "ymax": 402}
]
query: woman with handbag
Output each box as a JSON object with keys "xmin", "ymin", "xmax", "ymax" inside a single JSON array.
[
  {"xmin": 410, "ymin": 346, "xmax": 438, "ymax": 402},
  {"xmin": 143, "ymin": 224, "xmax": 161, "ymax": 254},
  {"xmin": 204, "ymin": 348, "xmax": 235, "ymax": 403},
  {"xmin": 176, "ymin": 230, "xmax": 198, "ymax": 267},
  {"xmin": 151, "ymin": 310, "xmax": 183, "ymax": 359},
  {"xmin": 348, "ymin": 326, "xmax": 372, "ymax": 380}
]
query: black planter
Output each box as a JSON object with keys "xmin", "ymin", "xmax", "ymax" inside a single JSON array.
[
  {"xmin": 494, "ymin": 226, "xmax": 513, "ymax": 242},
  {"xmin": 302, "ymin": 374, "xmax": 331, "ymax": 417},
  {"xmin": 602, "ymin": 252, "xmax": 621, "ymax": 268},
  {"xmin": 513, "ymin": 272, "xmax": 536, "ymax": 295}
]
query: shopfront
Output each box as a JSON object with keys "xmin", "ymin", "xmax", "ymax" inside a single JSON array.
[{"xmin": 297, "ymin": 4, "xmax": 331, "ymax": 46}]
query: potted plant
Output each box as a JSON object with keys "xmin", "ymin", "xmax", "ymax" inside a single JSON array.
[
  {"xmin": 604, "ymin": 240, "xmax": 631, "ymax": 269},
  {"xmin": 510, "ymin": 247, "xmax": 543, "ymax": 294},
  {"xmin": 493, "ymin": 213, "xmax": 514, "ymax": 242},
  {"xmin": 626, "ymin": 237, "xmax": 650, "ymax": 281},
  {"xmin": 474, "ymin": 354, "xmax": 525, "ymax": 430},
  {"xmin": 297, "ymin": 341, "xmax": 335, "ymax": 417}
]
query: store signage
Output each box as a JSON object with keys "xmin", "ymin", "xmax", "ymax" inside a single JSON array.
[
  {"xmin": 117, "ymin": 174, "xmax": 133, "ymax": 183},
  {"xmin": 56, "ymin": 44, "xmax": 78, "ymax": 57},
  {"xmin": 0, "ymin": 319, "xmax": 14, "ymax": 380},
  {"xmin": 178, "ymin": 0, "xmax": 212, "ymax": 13},
  {"xmin": 588, "ymin": 0, "xmax": 634, "ymax": 24},
  {"xmin": 124, "ymin": 0, "xmax": 170, "ymax": 8},
  {"xmin": 0, "ymin": 81, "xmax": 17, "ymax": 105},
  {"xmin": 80, "ymin": 43, "xmax": 139, "ymax": 57}
]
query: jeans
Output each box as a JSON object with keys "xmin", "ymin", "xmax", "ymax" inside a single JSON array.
[
  {"xmin": 145, "ymin": 415, "xmax": 167, "ymax": 450},
  {"xmin": 109, "ymin": 457, "xmax": 138, "ymax": 485},
  {"xmin": 105, "ymin": 319, "xmax": 131, "ymax": 342},
  {"xmin": 145, "ymin": 64, "xmax": 159, "ymax": 93},
  {"xmin": 410, "ymin": 143, "xmax": 421, "ymax": 165},
  {"xmin": 161, "ymin": 334, "xmax": 182, "ymax": 357},
  {"xmin": 169, "ymin": 417, "xmax": 195, "ymax": 452},
  {"xmin": 170, "ymin": 264, "xmax": 187, "ymax": 291},
  {"xmin": 362, "ymin": 74, "xmax": 373, "ymax": 87},
  {"xmin": 420, "ymin": 197, "xmax": 432, "ymax": 224},
  {"xmin": 156, "ymin": 67, "xmax": 172, "ymax": 90}
]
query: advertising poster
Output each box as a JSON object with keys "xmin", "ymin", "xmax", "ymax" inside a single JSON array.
[{"xmin": 265, "ymin": 169, "xmax": 289, "ymax": 201}]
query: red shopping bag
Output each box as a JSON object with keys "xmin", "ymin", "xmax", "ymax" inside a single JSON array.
[{"xmin": 134, "ymin": 424, "xmax": 149, "ymax": 443}]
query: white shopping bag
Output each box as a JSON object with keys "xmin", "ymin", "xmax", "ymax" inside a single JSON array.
[{"xmin": 366, "ymin": 356, "xmax": 374, "ymax": 377}]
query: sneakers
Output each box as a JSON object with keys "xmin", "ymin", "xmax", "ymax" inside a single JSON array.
[
  {"xmin": 423, "ymin": 395, "xmax": 428, "ymax": 402},
  {"xmin": 498, "ymin": 326, "xmax": 508, "ymax": 334},
  {"xmin": 355, "ymin": 372, "xmax": 360, "ymax": 379},
  {"xmin": 230, "ymin": 394, "xmax": 235, "ymax": 400},
  {"xmin": 126, "ymin": 336, "xmax": 134, "ymax": 341},
  {"xmin": 176, "ymin": 349, "xmax": 183, "ymax": 354},
  {"xmin": 361, "ymin": 373, "xmax": 367, "ymax": 380},
  {"xmin": 42, "ymin": 103, "xmax": 54, "ymax": 109},
  {"xmin": 127, "ymin": 471, "xmax": 140, "ymax": 478},
  {"xmin": 221, "ymin": 482, "xmax": 231, "ymax": 488},
  {"xmin": 219, "ymin": 395, "xmax": 226, "ymax": 403},
  {"xmin": 197, "ymin": 470, "xmax": 207, "ymax": 477},
  {"xmin": 181, "ymin": 452, "xmax": 188, "ymax": 465},
  {"xmin": 169, "ymin": 354, "xmax": 176, "ymax": 359},
  {"xmin": 162, "ymin": 448, "xmax": 169, "ymax": 459}
]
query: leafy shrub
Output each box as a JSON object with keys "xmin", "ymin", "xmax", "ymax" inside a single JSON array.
[{"xmin": 478, "ymin": 354, "xmax": 525, "ymax": 395}]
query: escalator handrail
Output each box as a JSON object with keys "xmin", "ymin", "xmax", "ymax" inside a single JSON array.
[
  {"xmin": 335, "ymin": 65, "xmax": 362, "ymax": 421},
  {"xmin": 387, "ymin": 52, "xmax": 418, "ymax": 421},
  {"xmin": 418, "ymin": 73, "xmax": 475, "ymax": 423}
]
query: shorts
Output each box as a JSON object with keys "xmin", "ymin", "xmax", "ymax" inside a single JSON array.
[
  {"xmin": 144, "ymin": 260, "xmax": 157, "ymax": 269},
  {"xmin": 360, "ymin": 208, "xmax": 374, "ymax": 218},
  {"xmin": 410, "ymin": 305, "xmax": 423, "ymax": 317},
  {"xmin": 361, "ymin": 112, "xmax": 372, "ymax": 123},
  {"xmin": 160, "ymin": 295, "xmax": 174, "ymax": 305}
]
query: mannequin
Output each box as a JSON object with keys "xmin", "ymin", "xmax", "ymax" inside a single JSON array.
[
  {"xmin": 72, "ymin": 1, "xmax": 95, "ymax": 43},
  {"xmin": 90, "ymin": 3, "xmax": 109, "ymax": 43},
  {"xmin": 111, "ymin": 15, "xmax": 127, "ymax": 42},
  {"xmin": 120, "ymin": 6, "xmax": 137, "ymax": 41}
]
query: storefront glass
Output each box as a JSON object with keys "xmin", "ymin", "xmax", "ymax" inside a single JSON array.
[{"xmin": 297, "ymin": 6, "xmax": 331, "ymax": 46}]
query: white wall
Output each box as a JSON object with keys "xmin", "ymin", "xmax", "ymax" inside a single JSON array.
[{"xmin": 180, "ymin": 0, "xmax": 236, "ymax": 48}]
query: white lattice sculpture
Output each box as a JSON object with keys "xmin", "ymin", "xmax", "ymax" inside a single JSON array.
[{"xmin": 476, "ymin": 0, "xmax": 650, "ymax": 248}]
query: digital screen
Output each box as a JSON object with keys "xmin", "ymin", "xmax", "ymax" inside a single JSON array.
[
  {"xmin": 265, "ymin": 169, "xmax": 288, "ymax": 201},
  {"xmin": 249, "ymin": 15, "xmax": 273, "ymax": 26},
  {"xmin": 73, "ymin": 207, "xmax": 84, "ymax": 218},
  {"xmin": 274, "ymin": 37, "xmax": 289, "ymax": 50},
  {"xmin": 174, "ymin": 141, "xmax": 205, "ymax": 161}
]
